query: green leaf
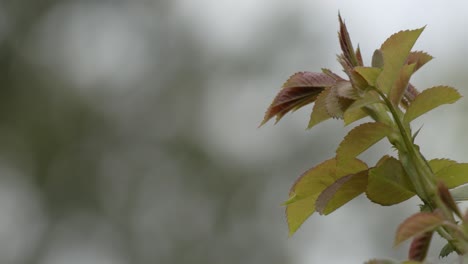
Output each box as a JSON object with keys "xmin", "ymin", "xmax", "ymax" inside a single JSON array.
[
  {"xmin": 315, "ymin": 169, "xmax": 368, "ymax": 215},
  {"xmin": 389, "ymin": 63, "xmax": 416, "ymax": 106},
  {"xmin": 450, "ymin": 184, "xmax": 468, "ymax": 202},
  {"xmin": 343, "ymin": 91, "xmax": 382, "ymax": 125},
  {"xmin": 394, "ymin": 212, "xmax": 445, "ymax": 246},
  {"xmin": 435, "ymin": 163, "xmax": 468, "ymax": 189},
  {"xmin": 308, "ymin": 87, "xmax": 332, "ymax": 128},
  {"xmin": 260, "ymin": 72, "xmax": 337, "ymax": 126},
  {"xmin": 366, "ymin": 157, "xmax": 415, "ymax": 205},
  {"xmin": 343, "ymin": 107, "xmax": 368, "ymax": 126},
  {"xmin": 428, "ymin": 158, "xmax": 457, "ymax": 174},
  {"xmin": 439, "ymin": 242, "xmax": 456, "ymax": 258},
  {"xmin": 336, "ymin": 122, "xmax": 393, "ymax": 163},
  {"xmin": 285, "ymin": 158, "xmax": 366, "ymax": 236},
  {"xmin": 354, "ymin": 66, "xmax": 382, "ymax": 87},
  {"xmin": 408, "ymin": 232, "xmax": 433, "ymax": 261},
  {"xmin": 404, "ymin": 86, "xmax": 462, "ymax": 122},
  {"xmin": 376, "ymin": 27, "xmax": 425, "ymax": 94}
]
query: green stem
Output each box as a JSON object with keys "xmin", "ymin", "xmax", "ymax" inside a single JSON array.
[
  {"xmin": 373, "ymin": 88, "xmax": 436, "ymax": 203},
  {"xmin": 371, "ymin": 87, "xmax": 468, "ymax": 254}
]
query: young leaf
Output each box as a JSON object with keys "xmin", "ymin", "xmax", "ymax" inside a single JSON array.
[
  {"xmin": 342, "ymin": 90, "xmax": 382, "ymax": 125},
  {"xmin": 343, "ymin": 107, "xmax": 368, "ymax": 125},
  {"xmin": 338, "ymin": 14, "xmax": 359, "ymax": 68},
  {"xmin": 371, "ymin": 49, "xmax": 384, "ymax": 68},
  {"xmin": 308, "ymin": 87, "xmax": 332, "ymax": 128},
  {"xmin": 404, "ymin": 86, "xmax": 461, "ymax": 122},
  {"xmin": 325, "ymin": 81, "xmax": 355, "ymax": 118},
  {"xmin": 437, "ymin": 181, "xmax": 462, "ymax": 218},
  {"xmin": 408, "ymin": 231, "xmax": 433, "ymax": 261},
  {"xmin": 354, "ymin": 66, "xmax": 382, "ymax": 87},
  {"xmin": 435, "ymin": 163, "xmax": 468, "ymax": 189},
  {"xmin": 260, "ymin": 72, "xmax": 337, "ymax": 126},
  {"xmin": 336, "ymin": 122, "xmax": 393, "ymax": 163},
  {"xmin": 315, "ymin": 169, "xmax": 368, "ymax": 215},
  {"xmin": 428, "ymin": 158, "xmax": 457, "ymax": 174},
  {"xmin": 406, "ymin": 51, "xmax": 433, "ymax": 72},
  {"xmin": 285, "ymin": 158, "xmax": 366, "ymax": 236},
  {"xmin": 376, "ymin": 27, "xmax": 425, "ymax": 94},
  {"xmin": 389, "ymin": 63, "xmax": 416, "ymax": 106},
  {"xmin": 394, "ymin": 212, "xmax": 445, "ymax": 246},
  {"xmin": 366, "ymin": 157, "xmax": 415, "ymax": 205}
]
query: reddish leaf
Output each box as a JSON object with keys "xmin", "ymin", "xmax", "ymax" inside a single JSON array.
[
  {"xmin": 355, "ymin": 45, "xmax": 364, "ymax": 66},
  {"xmin": 437, "ymin": 181, "xmax": 462, "ymax": 217},
  {"xmin": 395, "ymin": 212, "xmax": 445, "ymax": 246},
  {"xmin": 338, "ymin": 14, "xmax": 359, "ymax": 69},
  {"xmin": 325, "ymin": 81, "xmax": 355, "ymax": 118},
  {"xmin": 408, "ymin": 231, "xmax": 433, "ymax": 261},
  {"xmin": 316, "ymin": 169, "xmax": 368, "ymax": 215},
  {"xmin": 406, "ymin": 51, "xmax": 433, "ymax": 72},
  {"xmin": 261, "ymin": 72, "xmax": 337, "ymax": 126}
]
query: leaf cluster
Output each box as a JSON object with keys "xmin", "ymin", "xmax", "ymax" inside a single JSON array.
[{"xmin": 260, "ymin": 14, "xmax": 468, "ymax": 262}]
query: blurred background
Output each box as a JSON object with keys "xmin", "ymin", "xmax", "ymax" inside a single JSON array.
[{"xmin": 1, "ymin": 0, "xmax": 468, "ymax": 263}]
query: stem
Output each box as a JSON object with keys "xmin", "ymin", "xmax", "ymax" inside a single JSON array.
[
  {"xmin": 371, "ymin": 87, "xmax": 468, "ymax": 254},
  {"xmin": 373, "ymin": 88, "xmax": 436, "ymax": 204}
]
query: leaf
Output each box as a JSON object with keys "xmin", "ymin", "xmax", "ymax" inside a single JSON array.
[
  {"xmin": 404, "ymin": 86, "xmax": 462, "ymax": 122},
  {"xmin": 428, "ymin": 158, "xmax": 457, "ymax": 174},
  {"xmin": 437, "ymin": 181, "xmax": 462, "ymax": 217},
  {"xmin": 409, "ymin": 232, "xmax": 433, "ymax": 261},
  {"xmin": 408, "ymin": 231, "xmax": 433, "ymax": 261},
  {"xmin": 355, "ymin": 45, "xmax": 364, "ymax": 66},
  {"xmin": 389, "ymin": 63, "xmax": 416, "ymax": 106},
  {"xmin": 439, "ymin": 242, "xmax": 456, "ymax": 258},
  {"xmin": 394, "ymin": 212, "xmax": 445, "ymax": 246},
  {"xmin": 315, "ymin": 169, "xmax": 368, "ymax": 215},
  {"xmin": 336, "ymin": 122, "xmax": 393, "ymax": 163},
  {"xmin": 376, "ymin": 27, "xmax": 425, "ymax": 94},
  {"xmin": 308, "ymin": 87, "xmax": 332, "ymax": 128},
  {"xmin": 343, "ymin": 107, "xmax": 368, "ymax": 125},
  {"xmin": 366, "ymin": 157, "xmax": 415, "ymax": 205},
  {"xmin": 325, "ymin": 81, "xmax": 355, "ymax": 118},
  {"xmin": 343, "ymin": 91, "xmax": 382, "ymax": 125},
  {"xmin": 355, "ymin": 66, "xmax": 382, "ymax": 87},
  {"xmin": 371, "ymin": 49, "xmax": 384, "ymax": 68},
  {"xmin": 450, "ymin": 184, "xmax": 468, "ymax": 202},
  {"xmin": 260, "ymin": 72, "xmax": 337, "ymax": 126},
  {"xmin": 435, "ymin": 163, "xmax": 468, "ymax": 189},
  {"xmin": 338, "ymin": 14, "xmax": 359, "ymax": 68},
  {"xmin": 406, "ymin": 51, "xmax": 433, "ymax": 72},
  {"xmin": 285, "ymin": 158, "xmax": 366, "ymax": 236}
]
